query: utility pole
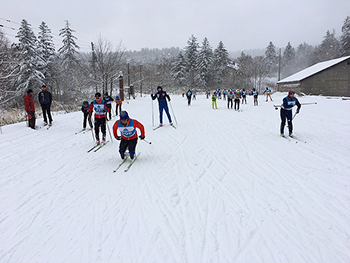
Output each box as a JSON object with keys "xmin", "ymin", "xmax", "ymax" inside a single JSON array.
[
  {"xmin": 127, "ymin": 63, "xmax": 131, "ymax": 100},
  {"xmin": 140, "ymin": 64, "xmax": 143, "ymax": 97},
  {"xmin": 119, "ymin": 72, "xmax": 124, "ymax": 101}
]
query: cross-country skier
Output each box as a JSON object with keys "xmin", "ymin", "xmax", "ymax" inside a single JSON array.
[
  {"xmin": 151, "ymin": 86, "xmax": 173, "ymax": 126},
  {"xmin": 23, "ymin": 89, "xmax": 36, "ymax": 129},
  {"xmin": 252, "ymin": 88, "xmax": 258, "ymax": 106},
  {"xmin": 88, "ymin": 92, "xmax": 110, "ymax": 145},
  {"xmin": 227, "ymin": 90, "xmax": 234, "ymax": 109},
  {"xmin": 81, "ymin": 101, "xmax": 93, "ymax": 130},
  {"xmin": 114, "ymin": 95, "xmax": 122, "ymax": 116},
  {"xmin": 186, "ymin": 89, "xmax": 192, "ymax": 106},
  {"xmin": 242, "ymin": 89, "xmax": 247, "ymax": 104},
  {"xmin": 113, "ymin": 111, "xmax": 145, "ymax": 160},
  {"xmin": 264, "ymin": 87, "xmax": 273, "ymax": 101},
  {"xmin": 280, "ymin": 89, "xmax": 301, "ymax": 137},
  {"xmin": 103, "ymin": 92, "xmax": 114, "ymax": 120},
  {"xmin": 234, "ymin": 90, "xmax": 241, "ymax": 111},
  {"xmin": 212, "ymin": 92, "xmax": 218, "ymax": 109}
]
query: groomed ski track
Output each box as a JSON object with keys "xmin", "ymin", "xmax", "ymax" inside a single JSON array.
[{"xmin": 0, "ymin": 93, "xmax": 349, "ymax": 262}]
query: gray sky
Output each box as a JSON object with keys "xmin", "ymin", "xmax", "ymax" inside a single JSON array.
[{"xmin": 1, "ymin": 0, "xmax": 350, "ymax": 53}]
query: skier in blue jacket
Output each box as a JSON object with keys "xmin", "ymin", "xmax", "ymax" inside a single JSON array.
[
  {"xmin": 151, "ymin": 86, "xmax": 173, "ymax": 126},
  {"xmin": 280, "ymin": 89, "xmax": 301, "ymax": 137}
]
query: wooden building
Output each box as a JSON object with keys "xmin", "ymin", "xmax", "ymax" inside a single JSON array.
[{"xmin": 277, "ymin": 56, "xmax": 350, "ymax": 97}]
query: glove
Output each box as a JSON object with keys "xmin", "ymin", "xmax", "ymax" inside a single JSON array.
[
  {"xmin": 116, "ymin": 136, "xmax": 121, "ymax": 140},
  {"xmin": 151, "ymin": 94, "xmax": 153, "ymax": 97},
  {"xmin": 296, "ymin": 109, "xmax": 300, "ymax": 114},
  {"xmin": 28, "ymin": 113, "xmax": 33, "ymax": 119},
  {"xmin": 139, "ymin": 135, "xmax": 145, "ymax": 140}
]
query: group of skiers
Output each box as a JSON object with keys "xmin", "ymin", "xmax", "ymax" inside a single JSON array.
[{"xmin": 24, "ymin": 84, "xmax": 301, "ymax": 159}]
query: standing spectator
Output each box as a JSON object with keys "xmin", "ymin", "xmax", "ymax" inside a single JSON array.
[
  {"xmin": 252, "ymin": 88, "xmax": 258, "ymax": 106},
  {"xmin": 81, "ymin": 101, "xmax": 93, "ymax": 130},
  {"xmin": 38, "ymin": 85, "xmax": 53, "ymax": 125},
  {"xmin": 88, "ymin": 92, "xmax": 110, "ymax": 145},
  {"xmin": 211, "ymin": 92, "xmax": 218, "ymax": 109},
  {"xmin": 23, "ymin": 89, "xmax": 36, "ymax": 129},
  {"xmin": 103, "ymin": 92, "xmax": 113, "ymax": 120},
  {"xmin": 186, "ymin": 89, "xmax": 192, "ymax": 106},
  {"xmin": 242, "ymin": 89, "xmax": 247, "ymax": 104},
  {"xmin": 151, "ymin": 86, "xmax": 173, "ymax": 126},
  {"xmin": 280, "ymin": 89, "xmax": 301, "ymax": 137},
  {"xmin": 115, "ymin": 95, "xmax": 123, "ymax": 116},
  {"xmin": 113, "ymin": 111, "xmax": 145, "ymax": 160},
  {"xmin": 227, "ymin": 90, "xmax": 234, "ymax": 109},
  {"xmin": 193, "ymin": 91, "xmax": 197, "ymax": 100}
]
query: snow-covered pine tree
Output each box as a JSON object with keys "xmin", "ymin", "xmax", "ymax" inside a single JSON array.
[
  {"xmin": 294, "ymin": 42, "xmax": 315, "ymax": 72},
  {"xmin": 196, "ymin": 37, "xmax": 213, "ymax": 89},
  {"xmin": 282, "ymin": 42, "xmax": 296, "ymax": 77},
  {"xmin": 212, "ymin": 41, "xmax": 229, "ymax": 87},
  {"xmin": 172, "ymin": 51, "xmax": 187, "ymax": 86},
  {"xmin": 38, "ymin": 22, "xmax": 56, "ymax": 88},
  {"xmin": 315, "ymin": 30, "xmax": 341, "ymax": 62},
  {"xmin": 265, "ymin": 41, "xmax": 277, "ymax": 75},
  {"xmin": 340, "ymin": 16, "xmax": 350, "ymax": 56},
  {"xmin": 58, "ymin": 20, "xmax": 80, "ymax": 99},
  {"xmin": 15, "ymin": 19, "xmax": 45, "ymax": 94},
  {"xmin": 0, "ymin": 30, "xmax": 18, "ymax": 106},
  {"xmin": 184, "ymin": 35, "xmax": 199, "ymax": 88}
]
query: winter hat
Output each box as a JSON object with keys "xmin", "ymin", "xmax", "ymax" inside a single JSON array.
[
  {"xmin": 288, "ymin": 89, "xmax": 296, "ymax": 95},
  {"xmin": 42, "ymin": 85, "xmax": 46, "ymax": 89},
  {"xmin": 95, "ymin": 92, "xmax": 102, "ymax": 98},
  {"xmin": 157, "ymin": 86, "xmax": 163, "ymax": 91},
  {"xmin": 104, "ymin": 92, "xmax": 108, "ymax": 96},
  {"xmin": 83, "ymin": 101, "xmax": 89, "ymax": 105},
  {"xmin": 120, "ymin": 111, "xmax": 129, "ymax": 120},
  {"xmin": 27, "ymin": 89, "xmax": 33, "ymax": 94}
]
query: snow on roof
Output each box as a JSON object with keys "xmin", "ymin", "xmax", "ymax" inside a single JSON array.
[{"xmin": 277, "ymin": 56, "xmax": 350, "ymax": 84}]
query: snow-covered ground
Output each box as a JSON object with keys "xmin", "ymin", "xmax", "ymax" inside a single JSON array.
[{"xmin": 1, "ymin": 92, "xmax": 349, "ymax": 263}]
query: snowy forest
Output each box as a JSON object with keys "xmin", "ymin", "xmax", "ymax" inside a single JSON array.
[{"xmin": 1, "ymin": 16, "xmax": 350, "ymax": 124}]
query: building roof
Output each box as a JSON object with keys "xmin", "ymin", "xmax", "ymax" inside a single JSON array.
[{"xmin": 277, "ymin": 56, "xmax": 350, "ymax": 84}]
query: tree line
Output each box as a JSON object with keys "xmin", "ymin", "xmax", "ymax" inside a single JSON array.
[{"xmin": 1, "ymin": 16, "xmax": 350, "ymax": 113}]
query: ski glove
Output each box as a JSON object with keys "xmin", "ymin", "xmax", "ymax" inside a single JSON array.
[
  {"xmin": 116, "ymin": 136, "xmax": 121, "ymax": 140},
  {"xmin": 139, "ymin": 136, "xmax": 145, "ymax": 140},
  {"xmin": 296, "ymin": 109, "xmax": 300, "ymax": 114}
]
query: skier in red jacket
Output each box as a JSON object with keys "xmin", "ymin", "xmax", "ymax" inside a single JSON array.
[
  {"xmin": 23, "ymin": 89, "xmax": 36, "ymax": 129},
  {"xmin": 113, "ymin": 111, "xmax": 145, "ymax": 160}
]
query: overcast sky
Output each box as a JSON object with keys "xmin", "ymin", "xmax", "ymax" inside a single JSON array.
[{"xmin": 1, "ymin": 0, "xmax": 350, "ymax": 53}]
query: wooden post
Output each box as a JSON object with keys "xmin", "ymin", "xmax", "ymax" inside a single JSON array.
[{"xmin": 119, "ymin": 74, "xmax": 124, "ymax": 101}]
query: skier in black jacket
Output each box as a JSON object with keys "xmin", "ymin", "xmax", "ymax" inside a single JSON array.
[{"xmin": 38, "ymin": 85, "xmax": 53, "ymax": 125}]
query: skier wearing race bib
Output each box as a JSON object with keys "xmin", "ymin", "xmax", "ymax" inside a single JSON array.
[
  {"xmin": 280, "ymin": 89, "xmax": 301, "ymax": 137},
  {"xmin": 113, "ymin": 111, "xmax": 145, "ymax": 160},
  {"xmin": 151, "ymin": 86, "xmax": 173, "ymax": 126},
  {"xmin": 264, "ymin": 87, "xmax": 273, "ymax": 101},
  {"xmin": 88, "ymin": 92, "xmax": 110, "ymax": 145}
]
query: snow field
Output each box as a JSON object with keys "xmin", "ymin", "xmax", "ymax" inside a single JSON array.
[{"xmin": 0, "ymin": 92, "xmax": 349, "ymax": 262}]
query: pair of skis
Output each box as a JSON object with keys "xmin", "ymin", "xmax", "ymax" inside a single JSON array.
[
  {"xmin": 280, "ymin": 134, "xmax": 306, "ymax": 143},
  {"xmin": 87, "ymin": 141, "xmax": 109, "ymax": 153},
  {"xmin": 113, "ymin": 152, "xmax": 141, "ymax": 172},
  {"xmin": 153, "ymin": 124, "xmax": 177, "ymax": 130}
]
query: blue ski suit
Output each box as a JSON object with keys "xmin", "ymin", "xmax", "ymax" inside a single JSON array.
[{"xmin": 151, "ymin": 87, "xmax": 172, "ymax": 124}]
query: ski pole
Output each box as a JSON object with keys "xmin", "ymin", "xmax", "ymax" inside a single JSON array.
[
  {"xmin": 105, "ymin": 114, "xmax": 114, "ymax": 143},
  {"xmin": 142, "ymin": 139, "xmax": 152, "ymax": 144},
  {"xmin": 169, "ymin": 100, "xmax": 178, "ymax": 125},
  {"xmin": 151, "ymin": 97, "xmax": 154, "ymax": 127}
]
